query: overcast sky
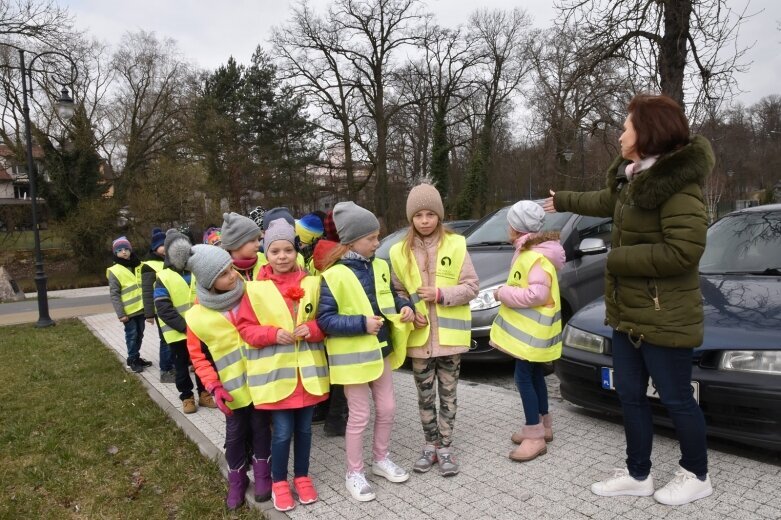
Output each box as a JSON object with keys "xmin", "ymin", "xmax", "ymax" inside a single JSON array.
[{"xmin": 65, "ymin": 0, "xmax": 779, "ymax": 107}]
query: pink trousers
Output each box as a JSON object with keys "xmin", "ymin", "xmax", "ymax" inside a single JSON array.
[{"xmin": 343, "ymin": 357, "xmax": 396, "ymax": 473}]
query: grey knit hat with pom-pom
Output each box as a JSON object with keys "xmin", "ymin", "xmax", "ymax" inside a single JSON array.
[
  {"xmin": 186, "ymin": 244, "xmax": 233, "ymax": 290},
  {"xmin": 164, "ymin": 229, "xmax": 192, "ymax": 271},
  {"xmin": 220, "ymin": 212, "xmax": 260, "ymax": 251}
]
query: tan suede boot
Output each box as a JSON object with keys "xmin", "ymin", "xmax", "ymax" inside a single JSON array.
[
  {"xmin": 512, "ymin": 414, "xmax": 553, "ymax": 444},
  {"xmin": 509, "ymin": 424, "xmax": 547, "ymax": 462},
  {"xmin": 199, "ymin": 391, "xmax": 217, "ymax": 409},
  {"xmin": 541, "ymin": 413, "xmax": 553, "ymax": 442}
]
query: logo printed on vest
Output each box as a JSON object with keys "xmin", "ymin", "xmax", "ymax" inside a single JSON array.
[
  {"xmin": 513, "ymin": 271, "xmax": 522, "ymax": 281},
  {"xmin": 305, "ymin": 302, "xmax": 313, "ymax": 314},
  {"xmin": 440, "ymin": 256, "xmax": 452, "ymax": 267},
  {"xmin": 382, "ymin": 272, "xmax": 388, "ymax": 283}
]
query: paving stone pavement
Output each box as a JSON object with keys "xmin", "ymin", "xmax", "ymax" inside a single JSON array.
[{"xmin": 82, "ymin": 312, "xmax": 781, "ymax": 520}]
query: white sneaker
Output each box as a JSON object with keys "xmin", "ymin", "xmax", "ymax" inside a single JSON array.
[
  {"xmin": 591, "ymin": 468, "xmax": 655, "ymax": 497},
  {"xmin": 371, "ymin": 457, "xmax": 410, "ymax": 483},
  {"xmin": 345, "ymin": 471, "xmax": 376, "ymax": 502},
  {"xmin": 653, "ymin": 467, "xmax": 713, "ymax": 506}
]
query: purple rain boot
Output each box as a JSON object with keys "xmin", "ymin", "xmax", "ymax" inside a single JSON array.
[
  {"xmin": 226, "ymin": 466, "xmax": 249, "ymax": 510},
  {"xmin": 252, "ymin": 456, "xmax": 272, "ymax": 502}
]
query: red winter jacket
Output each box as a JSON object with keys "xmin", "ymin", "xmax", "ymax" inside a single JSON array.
[{"xmin": 236, "ymin": 264, "xmax": 327, "ymax": 410}]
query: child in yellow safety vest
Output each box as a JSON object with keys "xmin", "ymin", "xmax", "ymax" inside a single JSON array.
[
  {"xmin": 184, "ymin": 244, "xmax": 271, "ymax": 510},
  {"xmin": 489, "ymin": 200, "xmax": 566, "ymax": 463},
  {"xmin": 316, "ymin": 201, "xmax": 416, "ymax": 503},
  {"xmin": 154, "ymin": 230, "xmax": 215, "ymax": 414},
  {"xmin": 106, "ymin": 236, "xmax": 151, "ymax": 373},
  {"xmin": 389, "ymin": 183, "xmax": 479, "ymax": 477},
  {"xmin": 235, "ymin": 218, "xmax": 328, "ymax": 513}
]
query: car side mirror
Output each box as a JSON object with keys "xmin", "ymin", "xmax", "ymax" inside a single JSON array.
[{"xmin": 577, "ymin": 238, "xmax": 608, "ymax": 256}]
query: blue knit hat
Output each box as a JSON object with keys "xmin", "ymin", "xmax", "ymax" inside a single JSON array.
[{"xmin": 150, "ymin": 227, "xmax": 166, "ymax": 251}]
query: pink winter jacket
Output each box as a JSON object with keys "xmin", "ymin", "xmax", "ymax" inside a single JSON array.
[
  {"xmin": 391, "ymin": 231, "xmax": 479, "ymax": 358},
  {"xmin": 495, "ymin": 233, "xmax": 566, "ymax": 309}
]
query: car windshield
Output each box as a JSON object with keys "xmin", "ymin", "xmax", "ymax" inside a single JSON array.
[
  {"xmin": 700, "ymin": 210, "xmax": 781, "ymax": 275},
  {"xmin": 465, "ymin": 206, "xmax": 572, "ymax": 246}
]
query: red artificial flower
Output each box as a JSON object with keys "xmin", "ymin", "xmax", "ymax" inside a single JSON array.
[{"xmin": 284, "ymin": 286, "xmax": 306, "ymax": 302}]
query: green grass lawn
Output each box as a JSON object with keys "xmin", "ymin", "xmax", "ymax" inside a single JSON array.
[{"xmin": 0, "ymin": 320, "xmax": 265, "ymax": 519}]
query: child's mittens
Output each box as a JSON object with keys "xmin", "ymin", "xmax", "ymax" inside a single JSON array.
[{"xmin": 209, "ymin": 383, "xmax": 234, "ymax": 416}]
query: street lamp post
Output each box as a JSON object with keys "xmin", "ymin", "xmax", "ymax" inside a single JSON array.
[{"xmin": 18, "ymin": 48, "xmax": 77, "ymax": 328}]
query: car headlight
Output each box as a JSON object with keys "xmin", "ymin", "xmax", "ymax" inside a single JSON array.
[
  {"xmin": 470, "ymin": 285, "xmax": 502, "ymax": 311},
  {"xmin": 719, "ymin": 351, "xmax": 781, "ymax": 375},
  {"xmin": 563, "ymin": 325, "xmax": 606, "ymax": 354}
]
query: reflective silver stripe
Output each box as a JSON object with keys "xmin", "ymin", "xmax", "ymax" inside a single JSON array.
[
  {"xmin": 160, "ymin": 324, "xmax": 174, "ymax": 333},
  {"xmin": 248, "ymin": 367, "xmax": 297, "ymax": 386},
  {"xmin": 222, "ymin": 373, "xmax": 247, "ymax": 392},
  {"xmin": 328, "ymin": 349, "xmax": 383, "ymax": 367},
  {"xmin": 409, "ymin": 293, "xmax": 421, "ymax": 304},
  {"xmin": 214, "ymin": 349, "xmax": 244, "ymax": 372},
  {"xmin": 174, "ymin": 303, "xmax": 191, "ymax": 313},
  {"xmin": 121, "ymin": 284, "xmax": 139, "ymax": 295},
  {"xmin": 299, "ymin": 341, "xmax": 325, "ymax": 353},
  {"xmin": 123, "ymin": 295, "xmax": 142, "ymax": 306},
  {"xmin": 438, "ymin": 317, "xmax": 471, "ymax": 331},
  {"xmin": 380, "ymin": 307, "xmax": 396, "ymax": 315},
  {"xmin": 245, "ymin": 344, "xmax": 296, "ymax": 360},
  {"xmin": 300, "ymin": 365, "xmax": 328, "ymax": 379},
  {"xmin": 507, "ymin": 307, "xmax": 561, "ymax": 327},
  {"xmin": 494, "ymin": 315, "xmax": 562, "ymax": 349}
]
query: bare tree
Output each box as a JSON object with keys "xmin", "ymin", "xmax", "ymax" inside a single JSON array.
[
  {"xmin": 526, "ymin": 25, "xmax": 632, "ymax": 189},
  {"xmin": 454, "ymin": 8, "xmax": 532, "ymax": 218},
  {"xmin": 418, "ymin": 23, "xmax": 480, "ymax": 197},
  {"xmin": 271, "ymin": 1, "xmax": 368, "ymax": 200},
  {"xmin": 555, "ymin": 0, "xmax": 753, "ymax": 120},
  {"xmin": 326, "ymin": 0, "xmax": 426, "ymax": 224},
  {"xmin": 109, "ymin": 31, "xmax": 193, "ymax": 193}
]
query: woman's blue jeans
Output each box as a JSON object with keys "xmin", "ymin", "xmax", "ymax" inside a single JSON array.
[
  {"xmin": 514, "ymin": 359, "xmax": 548, "ymax": 425},
  {"xmin": 270, "ymin": 406, "xmax": 315, "ymax": 482},
  {"xmin": 612, "ymin": 330, "xmax": 708, "ymax": 479}
]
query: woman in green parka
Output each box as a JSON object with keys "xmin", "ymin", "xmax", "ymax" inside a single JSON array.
[{"xmin": 543, "ymin": 94, "xmax": 714, "ymax": 507}]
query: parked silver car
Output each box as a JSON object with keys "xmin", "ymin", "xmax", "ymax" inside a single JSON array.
[{"xmin": 465, "ymin": 205, "xmax": 612, "ymax": 361}]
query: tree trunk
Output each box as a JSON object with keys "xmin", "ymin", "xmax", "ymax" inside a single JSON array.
[
  {"xmin": 430, "ymin": 98, "xmax": 450, "ymax": 197},
  {"xmin": 659, "ymin": 1, "xmax": 692, "ymax": 106}
]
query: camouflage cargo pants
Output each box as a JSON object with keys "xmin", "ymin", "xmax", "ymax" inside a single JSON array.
[{"xmin": 411, "ymin": 354, "xmax": 461, "ymax": 447}]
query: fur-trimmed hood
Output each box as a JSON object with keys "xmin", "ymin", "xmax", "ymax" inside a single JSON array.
[{"xmin": 606, "ymin": 135, "xmax": 715, "ymax": 210}]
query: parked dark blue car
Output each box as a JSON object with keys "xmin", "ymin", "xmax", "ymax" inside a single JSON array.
[{"xmin": 555, "ymin": 204, "xmax": 781, "ymax": 450}]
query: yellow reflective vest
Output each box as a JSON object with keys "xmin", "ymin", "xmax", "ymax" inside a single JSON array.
[
  {"xmin": 490, "ymin": 250, "xmax": 562, "ymax": 362},
  {"xmin": 185, "ymin": 305, "xmax": 253, "ymax": 410},
  {"xmin": 155, "ymin": 269, "xmax": 197, "ymax": 343},
  {"xmin": 106, "ymin": 264, "xmax": 143, "ymax": 316},
  {"xmin": 244, "ymin": 276, "xmax": 330, "ymax": 404},
  {"xmin": 143, "ymin": 259, "xmax": 164, "ymax": 273},
  {"xmin": 321, "ymin": 259, "xmax": 412, "ymax": 385},
  {"xmin": 389, "ymin": 233, "xmax": 472, "ymax": 347}
]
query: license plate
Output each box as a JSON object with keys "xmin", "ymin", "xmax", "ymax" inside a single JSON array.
[{"xmin": 601, "ymin": 367, "xmax": 699, "ymax": 404}]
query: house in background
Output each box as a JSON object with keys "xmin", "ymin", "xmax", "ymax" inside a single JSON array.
[{"xmin": 0, "ymin": 143, "xmax": 46, "ymax": 231}]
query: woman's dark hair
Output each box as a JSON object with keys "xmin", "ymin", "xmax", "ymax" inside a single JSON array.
[{"xmin": 627, "ymin": 94, "xmax": 690, "ymax": 157}]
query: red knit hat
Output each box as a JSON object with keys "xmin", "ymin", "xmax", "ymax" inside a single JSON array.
[{"xmin": 323, "ymin": 210, "xmax": 340, "ymax": 242}]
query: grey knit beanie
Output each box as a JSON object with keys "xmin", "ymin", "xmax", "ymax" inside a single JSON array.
[
  {"xmin": 406, "ymin": 183, "xmax": 445, "ymax": 222},
  {"xmin": 261, "ymin": 207, "xmax": 295, "ymax": 231},
  {"xmin": 507, "ymin": 200, "xmax": 545, "ymax": 233},
  {"xmin": 220, "ymin": 212, "xmax": 260, "ymax": 251},
  {"xmin": 186, "ymin": 244, "xmax": 233, "ymax": 290},
  {"xmin": 263, "ymin": 218, "xmax": 296, "ymax": 252},
  {"xmin": 164, "ymin": 229, "xmax": 192, "ymax": 270},
  {"xmin": 333, "ymin": 201, "xmax": 380, "ymax": 245}
]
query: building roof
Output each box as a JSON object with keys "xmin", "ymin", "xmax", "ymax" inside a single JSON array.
[{"xmin": 0, "ymin": 143, "xmax": 44, "ymax": 159}]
